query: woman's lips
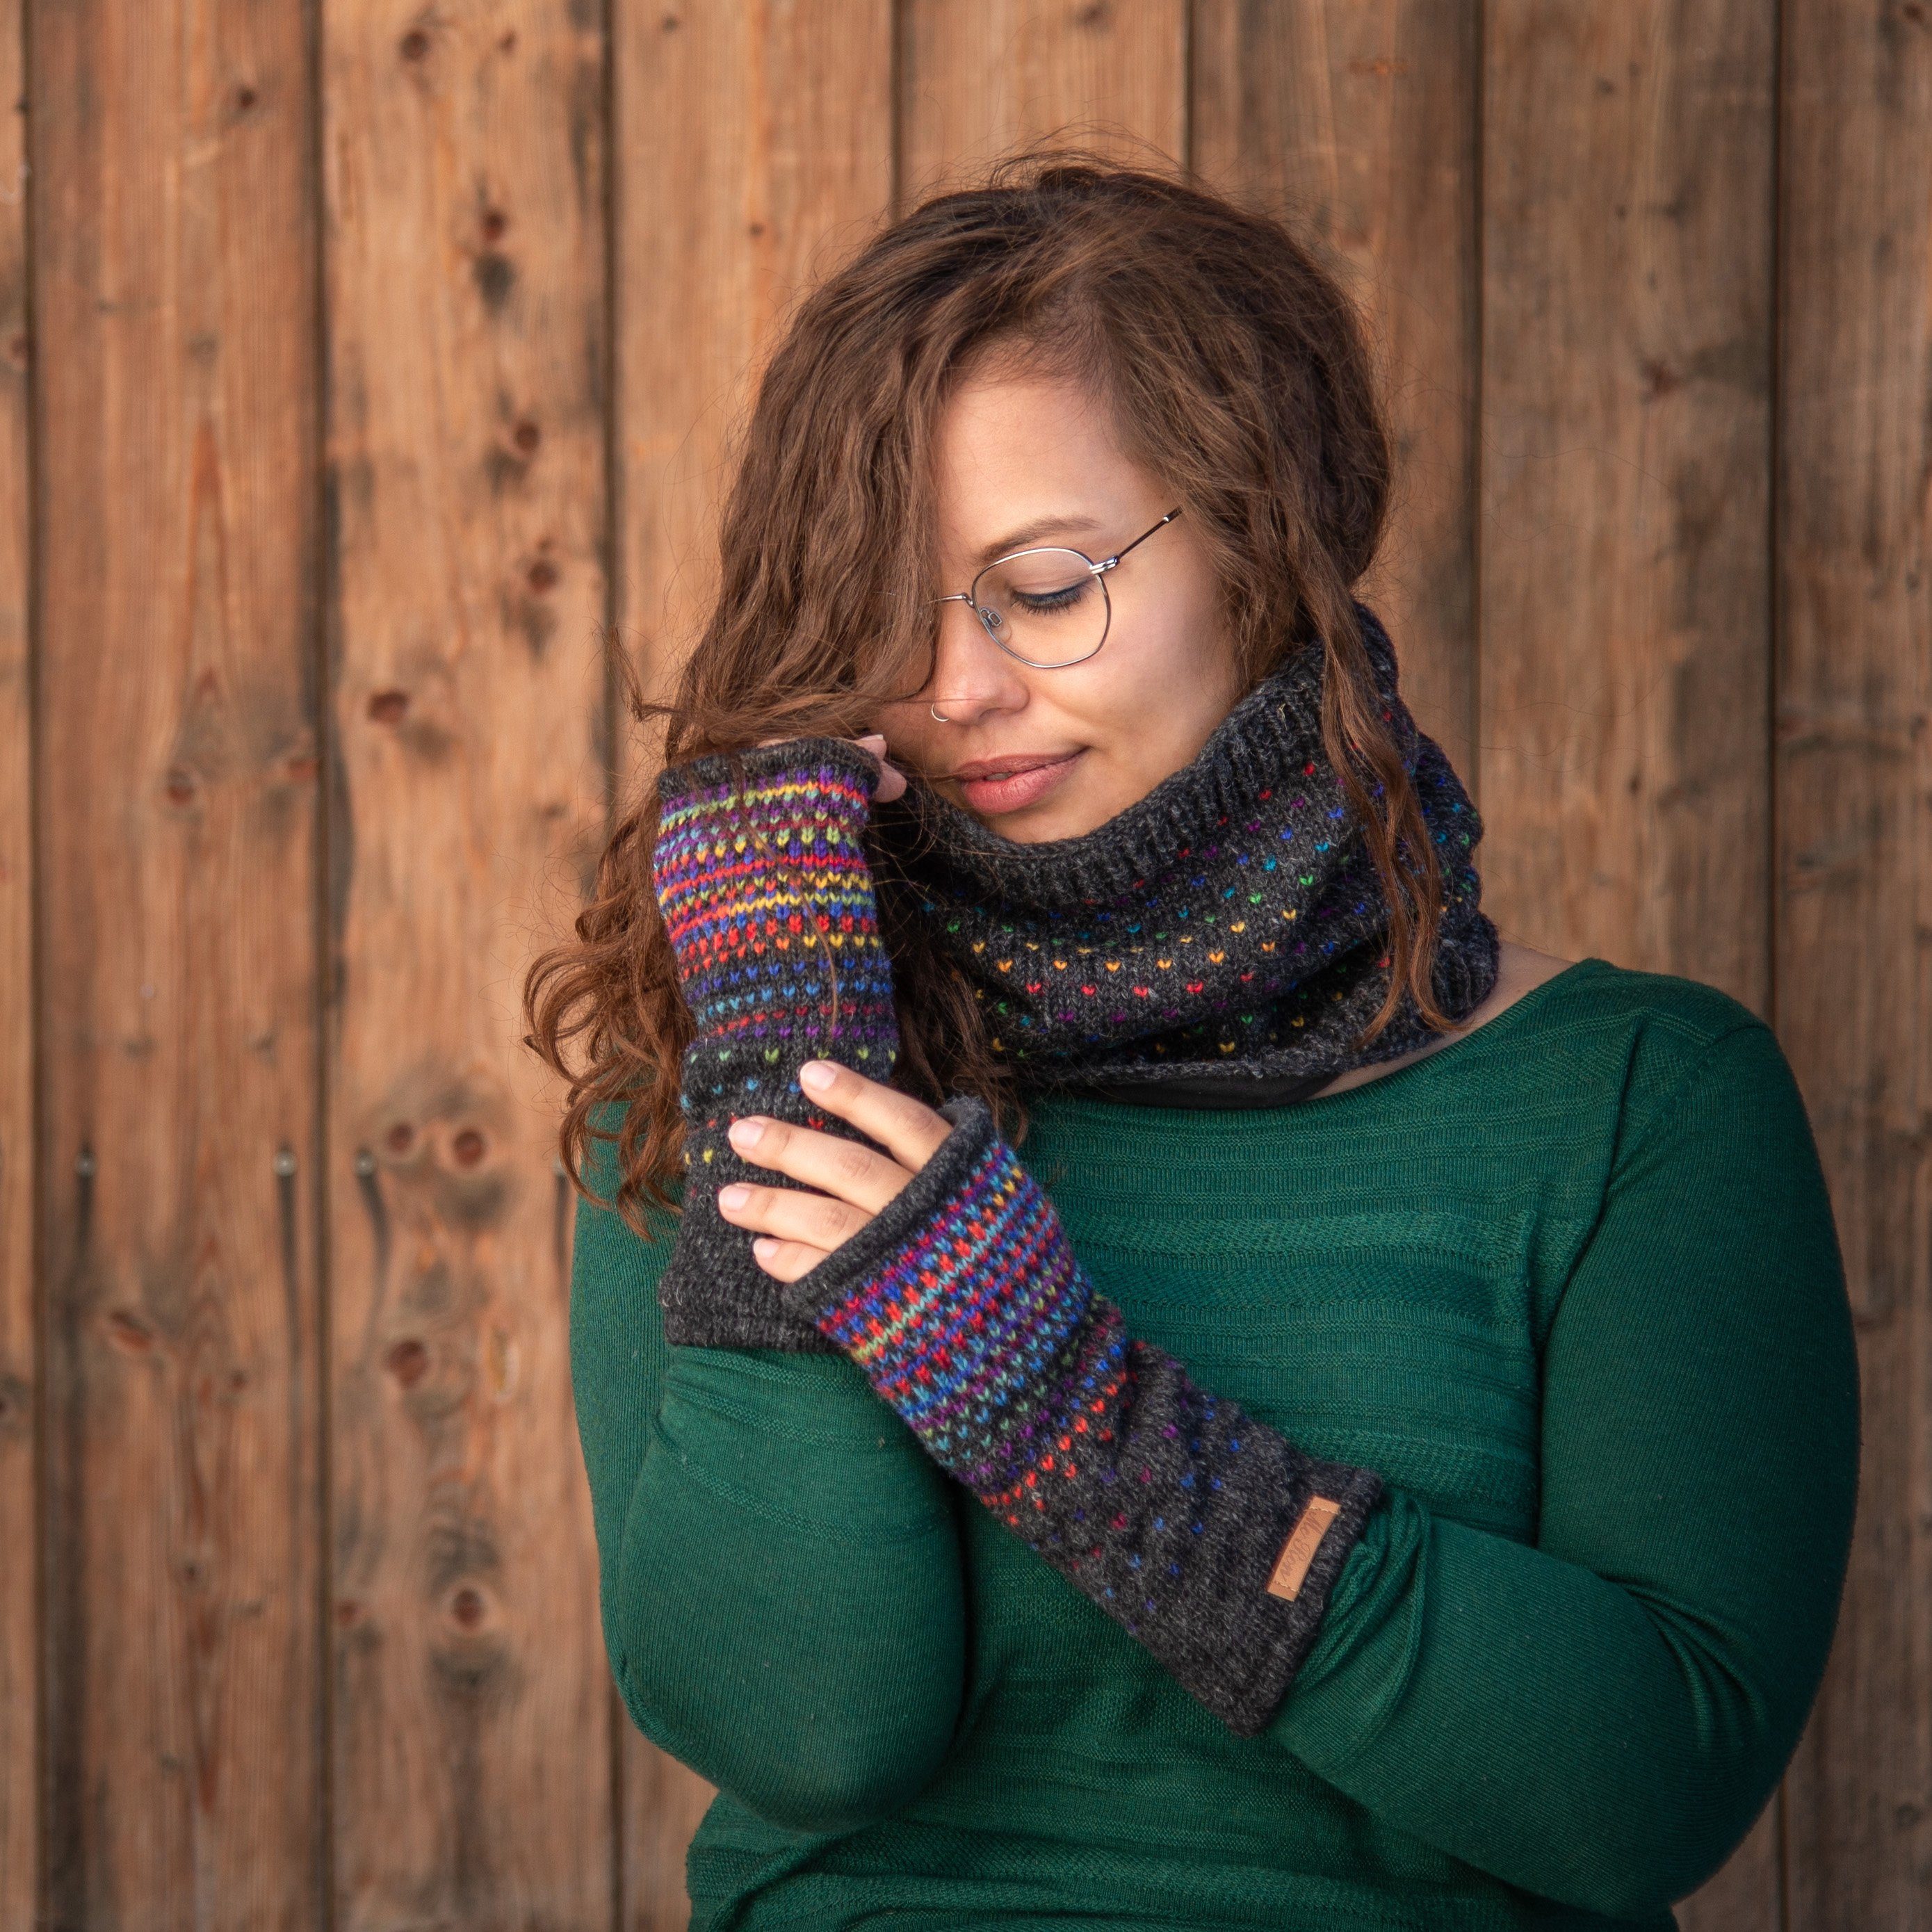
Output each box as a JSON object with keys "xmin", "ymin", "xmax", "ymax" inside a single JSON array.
[{"xmin": 955, "ymin": 749, "xmax": 1085, "ymax": 815}]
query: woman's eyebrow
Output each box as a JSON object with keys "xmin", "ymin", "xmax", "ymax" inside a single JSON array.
[{"xmin": 973, "ymin": 512, "xmax": 1106, "ymax": 567}]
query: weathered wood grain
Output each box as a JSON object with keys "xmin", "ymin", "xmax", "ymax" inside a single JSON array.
[
  {"xmin": 615, "ymin": 0, "xmax": 895, "ymax": 713},
  {"xmin": 900, "ymin": 0, "xmax": 1187, "ymax": 205},
  {"xmin": 320, "ymin": 4, "xmax": 612, "ymax": 1924},
  {"xmin": 611, "ymin": 4, "xmax": 893, "ymax": 1919},
  {"xmin": 1478, "ymin": 9, "xmax": 1780, "ymax": 1913},
  {"xmin": 1776, "ymin": 3, "xmax": 1932, "ymax": 1926},
  {"xmin": 1191, "ymin": 0, "xmax": 1481, "ymax": 797},
  {"xmin": 0, "ymin": 0, "xmax": 33, "ymax": 1919},
  {"xmin": 619, "ymin": 1744, "xmax": 715, "ymax": 1932},
  {"xmin": 1677, "ymin": 1815, "xmax": 1783, "ymax": 1932},
  {"xmin": 1479, "ymin": 3, "xmax": 1776, "ymax": 1011},
  {"xmin": 31, "ymin": 0, "xmax": 324, "ymax": 1922}
]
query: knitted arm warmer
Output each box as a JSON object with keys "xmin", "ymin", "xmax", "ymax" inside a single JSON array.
[
  {"xmin": 770, "ymin": 1093, "xmax": 1386, "ymax": 1737},
  {"xmin": 649, "ymin": 735, "xmax": 900, "ymax": 1352}
]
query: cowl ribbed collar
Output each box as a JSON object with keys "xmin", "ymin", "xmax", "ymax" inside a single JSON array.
[{"xmin": 881, "ymin": 619, "xmax": 1338, "ymax": 910}]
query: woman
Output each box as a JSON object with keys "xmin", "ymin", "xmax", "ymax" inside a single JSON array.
[{"xmin": 530, "ymin": 153, "xmax": 1860, "ymax": 1930}]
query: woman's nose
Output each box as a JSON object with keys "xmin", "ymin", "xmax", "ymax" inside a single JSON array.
[{"xmin": 927, "ymin": 596, "xmax": 1029, "ymax": 722}]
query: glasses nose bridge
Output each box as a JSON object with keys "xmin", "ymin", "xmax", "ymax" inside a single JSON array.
[
  {"xmin": 924, "ymin": 589, "xmax": 1014, "ymax": 692},
  {"xmin": 934, "ymin": 583, "xmax": 1005, "ymax": 646}
]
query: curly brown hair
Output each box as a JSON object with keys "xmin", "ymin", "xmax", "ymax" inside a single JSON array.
[{"xmin": 523, "ymin": 144, "xmax": 1461, "ymax": 1243}]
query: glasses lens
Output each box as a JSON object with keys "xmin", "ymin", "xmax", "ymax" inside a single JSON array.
[{"xmin": 971, "ymin": 549, "xmax": 1107, "ymax": 667}]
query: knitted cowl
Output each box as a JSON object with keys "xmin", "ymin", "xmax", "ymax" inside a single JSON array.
[{"xmin": 866, "ymin": 599, "xmax": 1501, "ymax": 1099}]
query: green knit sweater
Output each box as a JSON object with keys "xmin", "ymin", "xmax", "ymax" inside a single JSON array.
[{"xmin": 569, "ymin": 955, "xmax": 1860, "ymax": 1931}]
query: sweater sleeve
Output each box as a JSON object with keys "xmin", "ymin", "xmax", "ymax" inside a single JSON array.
[
  {"xmin": 568, "ymin": 1107, "xmax": 967, "ymax": 1834},
  {"xmin": 1266, "ymin": 1018, "xmax": 1862, "ymax": 1919}
]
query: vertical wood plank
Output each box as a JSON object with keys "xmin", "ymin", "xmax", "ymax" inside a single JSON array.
[
  {"xmin": 1479, "ymin": 3, "xmax": 1776, "ymax": 1002},
  {"xmin": 1675, "ymin": 1799, "xmax": 1783, "ymax": 1930},
  {"xmin": 618, "ymin": 1745, "xmax": 714, "ymax": 1932},
  {"xmin": 900, "ymin": 0, "xmax": 1187, "ymax": 201},
  {"xmin": 0, "ymin": 0, "xmax": 32, "ymax": 1917},
  {"xmin": 1190, "ymin": 0, "xmax": 1481, "ymax": 784},
  {"xmin": 1477, "ymin": 10, "xmax": 1780, "ymax": 1916},
  {"xmin": 32, "ymin": 0, "xmax": 324, "ymax": 1923},
  {"xmin": 1777, "ymin": 4, "xmax": 1932, "ymax": 1925},
  {"xmin": 610, "ymin": 2, "xmax": 893, "ymax": 1922},
  {"xmin": 616, "ymin": 0, "xmax": 895, "ymax": 708},
  {"xmin": 320, "ymin": 3, "xmax": 612, "ymax": 1924}
]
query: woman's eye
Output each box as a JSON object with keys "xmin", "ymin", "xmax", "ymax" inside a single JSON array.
[{"xmin": 1013, "ymin": 585, "xmax": 1088, "ymax": 615}]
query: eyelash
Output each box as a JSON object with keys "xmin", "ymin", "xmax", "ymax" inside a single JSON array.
[{"xmin": 1010, "ymin": 585, "xmax": 1089, "ymax": 616}]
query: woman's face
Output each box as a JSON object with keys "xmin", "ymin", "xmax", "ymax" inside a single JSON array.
[{"xmin": 873, "ymin": 364, "xmax": 1245, "ymax": 843}]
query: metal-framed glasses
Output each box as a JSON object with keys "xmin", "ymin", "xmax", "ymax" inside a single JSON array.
[{"xmin": 925, "ymin": 505, "xmax": 1185, "ymax": 670}]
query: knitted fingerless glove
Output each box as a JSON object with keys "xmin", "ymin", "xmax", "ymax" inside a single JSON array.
[
  {"xmin": 650, "ymin": 735, "xmax": 900, "ymax": 1351},
  {"xmin": 772, "ymin": 1094, "xmax": 1388, "ymax": 1739}
]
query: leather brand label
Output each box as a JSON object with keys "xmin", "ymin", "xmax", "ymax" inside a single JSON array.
[{"xmin": 1266, "ymin": 1495, "xmax": 1342, "ymax": 1601}]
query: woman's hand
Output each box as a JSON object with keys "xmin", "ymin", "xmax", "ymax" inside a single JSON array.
[
  {"xmin": 717, "ymin": 1057, "xmax": 954, "ymax": 1279},
  {"xmin": 755, "ymin": 729, "xmax": 908, "ymax": 802}
]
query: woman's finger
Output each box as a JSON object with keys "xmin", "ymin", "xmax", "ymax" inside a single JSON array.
[
  {"xmin": 725, "ymin": 1114, "xmax": 912, "ymax": 1214},
  {"xmin": 795, "ymin": 1059, "xmax": 957, "ymax": 1172},
  {"xmin": 716, "ymin": 1178, "xmax": 872, "ymax": 1254},
  {"xmin": 852, "ymin": 732, "xmax": 907, "ymax": 802},
  {"xmin": 749, "ymin": 1235, "xmax": 834, "ymax": 1284}
]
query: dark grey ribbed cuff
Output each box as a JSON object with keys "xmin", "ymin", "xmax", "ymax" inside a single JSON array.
[
  {"xmin": 655, "ymin": 732, "xmax": 884, "ymax": 811},
  {"xmin": 1153, "ymin": 1424, "xmax": 1386, "ymax": 1737},
  {"xmin": 655, "ymin": 1178, "xmax": 845, "ymax": 1353}
]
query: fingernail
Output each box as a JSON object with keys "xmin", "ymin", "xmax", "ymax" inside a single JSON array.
[
  {"xmin": 799, "ymin": 1060, "xmax": 835, "ymax": 1090},
  {"xmin": 752, "ymin": 1237, "xmax": 778, "ymax": 1259},
  {"xmin": 729, "ymin": 1117, "xmax": 765, "ymax": 1146},
  {"xmin": 719, "ymin": 1185, "xmax": 749, "ymax": 1210}
]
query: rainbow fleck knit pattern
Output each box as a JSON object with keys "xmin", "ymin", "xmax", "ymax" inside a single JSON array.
[
  {"xmin": 649, "ymin": 736, "xmax": 900, "ymax": 1351},
  {"xmin": 867, "ymin": 599, "xmax": 1500, "ymax": 1095},
  {"xmin": 776, "ymin": 1092, "xmax": 1386, "ymax": 1738}
]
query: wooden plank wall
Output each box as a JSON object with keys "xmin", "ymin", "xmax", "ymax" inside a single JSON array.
[
  {"xmin": 1777, "ymin": 3, "xmax": 1931, "ymax": 1917},
  {"xmin": 0, "ymin": 0, "xmax": 31, "ymax": 1925},
  {"xmin": 32, "ymin": 3, "xmax": 325, "ymax": 1929},
  {"xmin": 1, "ymin": 3, "xmax": 1924, "ymax": 1927},
  {"xmin": 321, "ymin": 3, "xmax": 614, "ymax": 1924}
]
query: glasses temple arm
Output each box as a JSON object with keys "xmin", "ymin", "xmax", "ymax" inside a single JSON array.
[{"xmin": 1107, "ymin": 505, "xmax": 1185, "ymax": 567}]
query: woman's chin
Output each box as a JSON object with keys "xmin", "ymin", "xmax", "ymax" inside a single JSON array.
[{"xmin": 975, "ymin": 789, "xmax": 1119, "ymax": 845}]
